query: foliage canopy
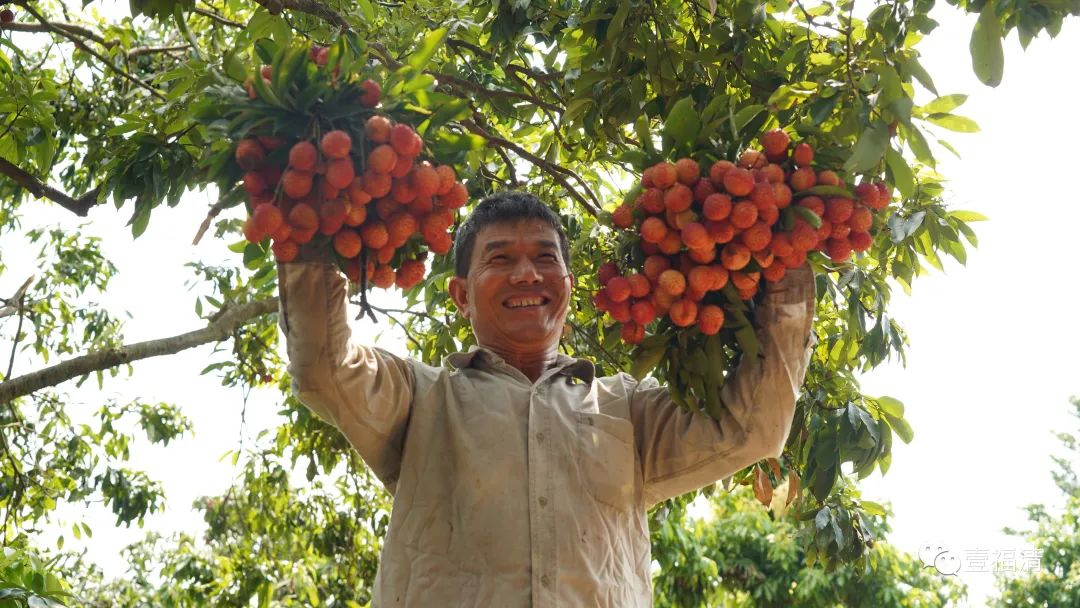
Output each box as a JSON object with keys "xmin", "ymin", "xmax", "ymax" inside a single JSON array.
[{"xmin": 3, "ymin": 0, "xmax": 1077, "ymax": 604}]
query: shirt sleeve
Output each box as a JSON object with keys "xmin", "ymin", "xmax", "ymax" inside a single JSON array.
[
  {"xmin": 277, "ymin": 261, "xmax": 414, "ymax": 492},
  {"xmin": 630, "ymin": 265, "xmax": 816, "ymax": 508}
]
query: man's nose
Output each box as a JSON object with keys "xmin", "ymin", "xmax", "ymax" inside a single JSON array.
[{"xmin": 510, "ymin": 257, "xmax": 543, "ymax": 283}]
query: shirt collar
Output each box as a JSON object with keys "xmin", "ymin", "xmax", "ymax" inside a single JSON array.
[{"xmin": 446, "ymin": 346, "xmax": 596, "ymax": 384}]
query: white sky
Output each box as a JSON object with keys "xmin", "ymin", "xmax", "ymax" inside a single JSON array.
[{"xmin": 2, "ymin": 4, "xmax": 1080, "ymax": 606}]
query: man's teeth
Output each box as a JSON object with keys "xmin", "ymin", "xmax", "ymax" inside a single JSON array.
[{"xmin": 507, "ymin": 297, "xmax": 544, "ymax": 308}]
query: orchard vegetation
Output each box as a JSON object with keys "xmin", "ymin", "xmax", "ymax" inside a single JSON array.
[{"xmin": 2, "ymin": 0, "xmax": 1078, "ymax": 604}]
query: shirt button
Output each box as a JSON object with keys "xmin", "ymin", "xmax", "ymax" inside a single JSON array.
[
  {"xmin": 536, "ymin": 432, "xmax": 545, "ymax": 443},
  {"xmin": 541, "ymin": 574, "xmax": 552, "ymax": 588},
  {"xmin": 538, "ymin": 496, "xmax": 548, "ymax": 507}
]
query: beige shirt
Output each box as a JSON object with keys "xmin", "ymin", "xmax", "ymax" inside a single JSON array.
[{"xmin": 278, "ymin": 262, "xmax": 815, "ymax": 607}]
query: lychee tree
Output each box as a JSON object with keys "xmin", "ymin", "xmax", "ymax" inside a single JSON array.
[{"xmin": 2, "ymin": 0, "xmax": 1079, "ymax": 605}]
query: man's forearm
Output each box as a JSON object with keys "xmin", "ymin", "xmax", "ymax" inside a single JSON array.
[
  {"xmin": 719, "ymin": 265, "xmax": 816, "ymax": 459},
  {"xmin": 276, "ymin": 261, "xmax": 415, "ymax": 489}
]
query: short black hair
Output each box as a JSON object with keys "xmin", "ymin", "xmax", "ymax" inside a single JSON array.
[{"xmin": 453, "ymin": 191, "xmax": 570, "ymax": 278}]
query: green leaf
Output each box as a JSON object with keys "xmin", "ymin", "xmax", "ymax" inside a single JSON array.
[
  {"xmin": 402, "ymin": 73, "xmax": 436, "ymax": 93},
  {"xmin": 663, "ymin": 96, "xmax": 701, "ymax": 151},
  {"xmin": 883, "ymin": 412, "xmax": 914, "ymax": 443},
  {"xmin": 564, "ymin": 98, "xmax": 594, "ymax": 123},
  {"xmin": 933, "ymin": 140, "xmax": 959, "ymax": 161},
  {"xmin": 422, "ymin": 98, "xmax": 470, "ymax": 136},
  {"xmin": 875, "ymin": 396, "xmax": 905, "ymax": 418},
  {"xmin": 798, "ymin": 184, "xmax": 854, "ymax": 198},
  {"xmin": 253, "ymin": 38, "xmax": 278, "ymax": 65},
  {"xmin": 918, "ymin": 94, "xmax": 967, "ymax": 115},
  {"xmin": 259, "ymin": 583, "xmax": 273, "ymax": 608},
  {"xmin": 767, "ymin": 85, "xmax": 801, "ymax": 110},
  {"xmin": 223, "ymin": 48, "xmax": 246, "ymax": 82},
  {"xmin": 357, "ymin": 0, "xmax": 375, "ymax": 22},
  {"xmin": 884, "ymin": 148, "xmax": 914, "ymax": 200},
  {"xmin": 926, "ymin": 113, "xmax": 980, "ymax": 133},
  {"xmin": 948, "ymin": 210, "xmax": 988, "ymax": 222},
  {"xmin": 807, "ymin": 95, "xmax": 840, "ymax": 126},
  {"xmin": 250, "ymin": 68, "xmax": 282, "ymax": 106},
  {"xmin": 791, "ymin": 205, "xmax": 823, "ymax": 229},
  {"xmin": 843, "ymin": 122, "xmax": 889, "ymax": 173},
  {"xmin": 731, "ymin": 104, "xmax": 766, "ymax": 134},
  {"xmin": 618, "ymin": 149, "xmax": 650, "ymax": 171},
  {"xmin": 956, "ymin": 220, "xmax": 979, "ymax": 246},
  {"xmin": 635, "ymin": 114, "xmax": 656, "ymax": 154},
  {"xmin": 130, "ymin": 204, "xmax": 151, "ymax": 238},
  {"xmin": 243, "ymin": 242, "xmax": 265, "ymax": 267},
  {"xmin": 630, "ymin": 345, "xmax": 667, "ymax": 379},
  {"xmin": 173, "ymin": 5, "xmax": 201, "ymax": 61},
  {"xmin": 861, "ymin": 500, "xmax": 886, "ymax": 516},
  {"xmin": 408, "ymin": 28, "xmax": 448, "ymax": 72},
  {"xmin": 272, "ymin": 45, "xmax": 308, "ymax": 97},
  {"xmin": 734, "ymin": 325, "xmax": 760, "ymax": 362},
  {"xmin": 106, "ymin": 122, "xmax": 141, "ymax": 137},
  {"xmin": 902, "ymin": 124, "xmax": 935, "ymax": 167},
  {"xmin": 970, "ymin": 5, "xmax": 1005, "ymax": 87},
  {"xmin": 815, "ymin": 506, "xmax": 831, "ymax": 530},
  {"xmin": 812, "ymin": 463, "xmax": 837, "ymax": 501},
  {"xmin": 900, "ymin": 55, "xmax": 938, "ymax": 96}
]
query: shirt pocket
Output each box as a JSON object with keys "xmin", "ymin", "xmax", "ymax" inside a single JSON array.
[{"xmin": 576, "ymin": 412, "xmax": 636, "ymax": 509}]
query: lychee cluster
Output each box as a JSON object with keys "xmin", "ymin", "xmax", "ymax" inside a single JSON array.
[
  {"xmin": 599, "ymin": 129, "xmax": 890, "ymax": 343},
  {"xmin": 243, "ymin": 44, "xmax": 381, "ymax": 103},
  {"xmin": 234, "ymin": 49, "xmax": 467, "ymax": 291}
]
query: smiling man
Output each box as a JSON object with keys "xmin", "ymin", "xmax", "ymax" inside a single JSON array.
[{"xmin": 277, "ymin": 190, "xmax": 816, "ymax": 607}]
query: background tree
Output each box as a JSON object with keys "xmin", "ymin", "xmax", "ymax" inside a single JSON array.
[
  {"xmin": 2, "ymin": 0, "xmax": 1076, "ymax": 604},
  {"xmin": 650, "ymin": 485, "xmax": 965, "ymax": 607},
  {"xmin": 992, "ymin": 396, "xmax": 1080, "ymax": 608}
]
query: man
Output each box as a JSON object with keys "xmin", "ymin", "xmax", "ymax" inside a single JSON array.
[{"xmin": 277, "ymin": 190, "xmax": 816, "ymax": 606}]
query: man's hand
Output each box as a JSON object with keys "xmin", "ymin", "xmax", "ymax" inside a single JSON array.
[
  {"xmin": 763, "ymin": 264, "xmax": 816, "ymax": 305},
  {"xmin": 290, "ymin": 241, "xmax": 336, "ymax": 264}
]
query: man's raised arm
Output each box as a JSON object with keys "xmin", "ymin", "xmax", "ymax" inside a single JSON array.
[
  {"xmin": 629, "ymin": 265, "xmax": 816, "ymax": 508},
  {"xmin": 277, "ymin": 260, "xmax": 414, "ymax": 491}
]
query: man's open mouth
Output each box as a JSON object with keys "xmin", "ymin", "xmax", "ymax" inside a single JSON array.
[{"xmin": 504, "ymin": 296, "xmax": 549, "ymax": 309}]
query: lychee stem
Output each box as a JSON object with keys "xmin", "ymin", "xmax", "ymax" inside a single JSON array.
[{"xmin": 357, "ymin": 248, "xmax": 376, "ymax": 322}]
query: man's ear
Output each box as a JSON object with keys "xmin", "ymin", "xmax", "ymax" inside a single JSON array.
[{"xmin": 448, "ymin": 276, "xmax": 471, "ymax": 319}]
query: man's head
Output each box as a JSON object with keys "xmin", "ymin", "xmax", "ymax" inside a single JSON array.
[
  {"xmin": 448, "ymin": 191, "xmax": 573, "ymax": 357},
  {"xmin": 452, "ymin": 191, "xmax": 571, "ymax": 278}
]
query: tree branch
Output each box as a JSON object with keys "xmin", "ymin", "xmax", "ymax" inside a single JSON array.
[
  {"xmin": 194, "ymin": 5, "xmax": 244, "ymax": 28},
  {"xmin": 11, "ymin": 0, "xmax": 167, "ymax": 100},
  {"xmin": 433, "ymin": 70, "xmax": 563, "ymax": 113},
  {"xmin": 459, "ymin": 117, "xmax": 602, "ymax": 216},
  {"xmin": 5, "ymin": 296, "xmax": 26, "ymax": 381},
  {"xmin": 3, "ymin": 21, "xmax": 191, "ymax": 58},
  {"xmin": 127, "ymin": 44, "xmax": 192, "ymax": 58},
  {"xmin": 0, "ymin": 276, "xmax": 34, "ymax": 321},
  {"xmin": 0, "ymin": 157, "xmax": 101, "ymax": 216},
  {"xmin": 446, "ymin": 38, "xmax": 565, "ymax": 84},
  {"xmin": 254, "ymin": 0, "xmax": 351, "ymax": 29},
  {"xmin": 0, "ymin": 298, "xmax": 278, "ymax": 404},
  {"xmin": 368, "ymin": 43, "xmax": 563, "ymax": 114},
  {"xmin": 0, "ymin": 20, "xmax": 109, "ymax": 45}
]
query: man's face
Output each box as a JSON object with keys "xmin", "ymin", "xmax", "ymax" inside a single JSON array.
[{"xmin": 449, "ymin": 219, "xmax": 572, "ymax": 356}]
